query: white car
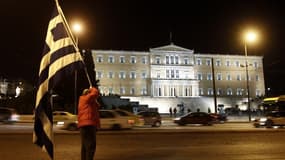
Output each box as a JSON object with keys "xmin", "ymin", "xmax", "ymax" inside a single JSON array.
[
  {"xmin": 53, "ymin": 111, "xmax": 78, "ymax": 131},
  {"xmin": 99, "ymin": 110, "xmax": 133, "ymax": 130},
  {"xmin": 56, "ymin": 110, "xmax": 133, "ymax": 131}
]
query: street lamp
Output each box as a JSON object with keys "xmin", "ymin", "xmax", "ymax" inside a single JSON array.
[
  {"xmin": 72, "ymin": 21, "xmax": 83, "ymax": 114},
  {"xmin": 72, "ymin": 21, "xmax": 83, "ymax": 45},
  {"xmin": 243, "ymin": 30, "xmax": 258, "ymax": 122}
]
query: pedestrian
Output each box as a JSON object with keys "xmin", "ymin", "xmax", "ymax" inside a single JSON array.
[
  {"xmin": 187, "ymin": 108, "xmax": 191, "ymax": 113},
  {"xmin": 77, "ymin": 87, "xmax": 101, "ymax": 160},
  {"xmin": 173, "ymin": 107, "xmax": 177, "ymax": 117},
  {"xmin": 169, "ymin": 107, "xmax": 173, "ymax": 117}
]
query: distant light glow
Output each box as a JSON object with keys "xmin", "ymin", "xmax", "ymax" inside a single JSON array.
[
  {"xmin": 72, "ymin": 22, "xmax": 83, "ymax": 34},
  {"xmin": 244, "ymin": 30, "xmax": 258, "ymax": 43}
]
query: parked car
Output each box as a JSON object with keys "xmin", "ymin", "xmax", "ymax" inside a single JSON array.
[
  {"xmin": 113, "ymin": 109, "xmax": 144, "ymax": 127},
  {"xmin": 56, "ymin": 109, "xmax": 133, "ymax": 131},
  {"xmin": 0, "ymin": 107, "xmax": 19, "ymax": 124},
  {"xmin": 136, "ymin": 111, "xmax": 161, "ymax": 127},
  {"xmin": 174, "ymin": 112, "xmax": 214, "ymax": 126},
  {"xmin": 253, "ymin": 111, "xmax": 285, "ymax": 128}
]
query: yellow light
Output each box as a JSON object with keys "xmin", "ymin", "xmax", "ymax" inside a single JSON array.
[
  {"xmin": 72, "ymin": 22, "xmax": 83, "ymax": 34},
  {"xmin": 244, "ymin": 30, "xmax": 258, "ymax": 43}
]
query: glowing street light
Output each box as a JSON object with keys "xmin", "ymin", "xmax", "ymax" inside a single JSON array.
[
  {"xmin": 72, "ymin": 21, "xmax": 83, "ymax": 45},
  {"xmin": 243, "ymin": 29, "xmax": 259, "ymax": 122}
]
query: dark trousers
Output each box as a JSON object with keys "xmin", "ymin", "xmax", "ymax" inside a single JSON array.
[{"xmin": 80, "ymin": 126, "xmax": 97, "ymax": 160}]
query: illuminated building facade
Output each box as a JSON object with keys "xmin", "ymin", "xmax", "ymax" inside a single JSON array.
[{"xmin": 92, "ymin": 44, "xmax": 265, "ymax": 113}]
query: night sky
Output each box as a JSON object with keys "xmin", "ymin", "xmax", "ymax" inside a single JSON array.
[{"xmin": 1, "ymin": 0, "xmax": 285, "ymax": 95}]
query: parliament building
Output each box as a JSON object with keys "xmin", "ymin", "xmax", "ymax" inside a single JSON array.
[{"xmin": 91, "ymin": 44, "xmax": 265, "ymax": 113}]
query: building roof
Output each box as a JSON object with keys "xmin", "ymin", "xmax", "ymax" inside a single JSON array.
[{"xmin": 150, "ymin": 43, "xmax": 194, "ymax": 53}]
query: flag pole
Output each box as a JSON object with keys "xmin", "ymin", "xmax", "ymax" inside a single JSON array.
[{"xmin": 55, "ymin": 0, "xmax": 93, "ymax": 87}]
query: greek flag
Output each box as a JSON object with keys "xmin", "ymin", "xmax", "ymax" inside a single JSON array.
[{"xmin": 33, "ymin": 3, "xmax": 84, "ymax": 159}]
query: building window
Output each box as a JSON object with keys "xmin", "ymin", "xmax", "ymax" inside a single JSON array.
[
  {"xmin": 166, "ymin": 70, "xmax": 170, "ymax": 78},
  {"xmin": 170, "ymin": 56, "xmax": 174, "ymax": 64},
  {"xmin": 207, "ymin": 88, "xmax": 213, "ymax": 95},
  {"xmin": 197, "ymin": 73, "xmax": 202, "ymax": 80},
  {"xmin": 175, "ymin": 56, "xmax": 179, "ymax": 64},
  {"xmin": 141, "ymin": 88, "xmax": 147, "ymax": 95},
  {"xmin": 156, "ymin": 57, "xmax": 161, "ymax": 64},
  {"xmin": 175, "ymin": 70, "xmax": 179, "ymax": 78},
  {"xmin": 216, "ymin": 59, "xmax": 221, "ymax": 66},
  {"xmin": 207, "ymin": 73, "xmax": 212, "ymax": 80},
  {"xmin": 142, "ymin": 56, "xmax": 147, "ymax": 64},
  {"xmin": 217, "ymin": 88, "xmax": 222, "ymax": 95},
  {"xmin": 199, "ymin": 88, "xmax": 204, "ymax": 95},
  {"xmin": 226, "ymin": 74, "xmax": 231, "ymax": 81},
  {"xmin": 108, "ymin": 71, "xmax": 114, "ymax": 79},
  {"xmin": 256, "ymin": 89, "xmax": 261, "ymax": 96},
  {"xmin": 217, "ymin": 73, "xmax": 222, "ymax": 80},
  {"xmin": 120, "ymin": 87, "xmax": 125, "ymax": 94},
  {"xmin": 141, "ymin": 72, "xmax": 147, "ymax": 79},
  {"xmin": 119, "ymin": 71, "xmax": 126, "ymax": 79},
  {"xmin": 166, "ymin": 56, "xmax": 169, "ymax": 64},
  {"xmin": 184, "ymin": 57, "xmax": 189, "ymax": 64},
  {"xmin": 130, "ymin": 71, "xmax": 136, "ymax": 79},
  {"xmin": 97, "ymin": 71, "xmax": 103, "ymax": 78},
  {"xmin": 254, "ymin": 61, "xmax": 258, "ymax": 68},
  {"xmin": 227, "ymin": 88, "xmax": 233, "ymax": 95},
  {"xmin": 236, "ymin": 88, "xmax": 243, "ymax": 96},
  {"xmin": 237, "ymin": 74, "xmax": 241, "ymax": 81},
  {"xmin": 130, "ymin": 87, "xmax": 135, "ymax": 95},
  {"xmin": 256, "ymin": 75, "xmax": 259, "ymax": 81},
  {"xmin": 120, "ymin": 56, "xmax": 125, "ymax": 63},
  {"xmin": 97, "ymin": 55, "xmax": 103, "ymax": 63},
  {"xmin": 130, "ymin": 56, "xmax": 136, "ymax": 64},
  {"xmin": 196, "ymin": 58, "xmax": 202, "ymax": 65},
  {"xmin": 225, "ymin": 60, "xmax": 230, "ymax": 66},
  {"xmin": 235, "ymin": 61, "xmax": 240, "ymax": 67},
  {"xmin": 158, "ymin": 87, "xmax": 162, "ymax": 96},
  {"xmin": 206, "ymin": 59, "xmax": 211, "ymax": 66},
  {"xmin": 156, "ymin": 72, "xmax": 160, "ymax": 78},
  {"xmin": 171, "ymin": 70, "xmax": 175, "ymax": 78},
  {"xmin": 170, "ymin": 87, "xmax": 176, "ymax": 96},
  {"xmin": 108, "ymin": 56, "xmax": 114, "ymax": 63}
]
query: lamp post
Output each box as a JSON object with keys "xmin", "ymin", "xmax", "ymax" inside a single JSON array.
[
  {"xmin": 72, "ymin": 21, "xmax": 83, "ymax": 114},
  {"xmin": 243, "ymin": 30, "xmax": 258, "ymax": 122}
]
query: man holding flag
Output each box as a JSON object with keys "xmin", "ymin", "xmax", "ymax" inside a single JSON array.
[{"xmin": 33, "ymin": 0, "xmax": 91, "ymax": 159}]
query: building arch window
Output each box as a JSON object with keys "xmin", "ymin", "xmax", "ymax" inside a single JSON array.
[
  {"xmin": 206, "ymin": 59, "xmax": 211, "ymax": 66},
  {"xmin": 97, "ymin": 55, "xmax": 103, "ymax": 63},
  {"xmin": 207, "ymin": 88, "xmax": 213, "ymax": 95},
  {"xmin": 130, "ymin": 56, "xmax": 136, "ymax": 64},
  {"xmin": 207, "ymin": 73, "xmax": 212, "ymax": 80},
  {"xmin": 236, "ymin": 88, "xmax": 243, "ymax": 96},
  {"xmin": 196, "ymin": 58, "xmax": 202, "ymax": 65},
  {"xmin": 217, "ymin": 73, "xmax": 222, "ymax": 80},
  {"xmin": 155, "ymin": 57, "xmax": 161, "ymax": 64},
  {"xmin": 130, "ymin": 87, "xmax": 135, "ymax": 95},
  {"xmin": 120, "ymin": 87, "xmax": 125, "ymax": 94},
  {"xmin": 227, "ymin": 88, "xmax": 233, "ymax": 95},
  {"xmin": 108, "ymin": 56, "xmax": 114, "ymax": 63},
  {"xmin": 120, "ymin": 56, "xmax": 125, "ymax": 63}
]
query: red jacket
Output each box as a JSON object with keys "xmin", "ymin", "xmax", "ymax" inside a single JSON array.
[{"xmin": 77, "ymin": 87, "xmax": 101, "ymax": 129}]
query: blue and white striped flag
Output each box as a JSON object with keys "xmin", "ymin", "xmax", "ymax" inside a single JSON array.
[{"xmin": 33, "ymin": 2, "xmax": 84, "ymax": 159}]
